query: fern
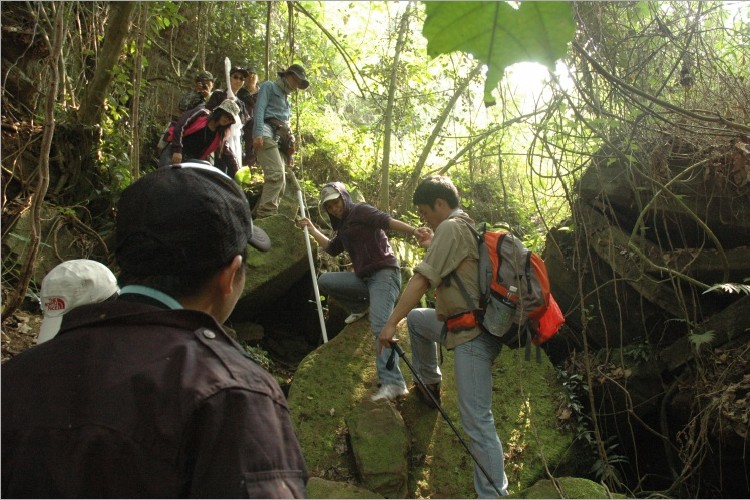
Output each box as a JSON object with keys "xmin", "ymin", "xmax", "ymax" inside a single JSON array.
[
  {"xmin": 703, "ymin": 283, "xmax": 750, "ymax": 295},
  {"xmin": 688, "ymin": 330, "xmax": 715, "ymax": 348}
]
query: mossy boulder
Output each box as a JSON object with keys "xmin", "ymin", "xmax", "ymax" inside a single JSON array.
[
  {"xmin": 509, "ymin": 476, "xmax": 628, "ymax": 498},
  {"xmin": 289, "ymin": 320, "xmax": 587, "ymax": 497},
  {"xmin": 231, "ymin": 214, "xmax": 311, "ymax": 321},
  {"xmin": 306, "ymin": 477, "xmax": 383, "ymax": 499}
]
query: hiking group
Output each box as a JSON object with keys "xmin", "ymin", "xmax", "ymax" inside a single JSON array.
[
  {"xmin": 2, "ymin": 58, "xmax": 564, "ymax": 499},
  {"xmin": 157, "ymin": 62, "xmax": 309, "ymax": 218}
]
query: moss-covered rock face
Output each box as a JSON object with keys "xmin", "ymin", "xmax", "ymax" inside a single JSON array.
[
  {"xmin": 347, "ymin": 400, "xmax": 409, "ymax": 498},
  {"xmin": 508, "ymin": 476, "xmax": 628, "ymax": 498},
  {"xmin": 231, "ymin": 214, "xmax": 312, "ymax": 321},
  {"xmin": 289, "ymin": 321, "xmax": 587, "ymax": 498},
  {"xmin": 306, "ymin": 477, "xmax": 384, "ymax": 499}
]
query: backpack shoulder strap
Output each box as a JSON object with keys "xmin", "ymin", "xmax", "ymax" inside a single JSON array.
[{"xmin": 445, "ymin": 216, "xmax": 482, "ymax": 310}]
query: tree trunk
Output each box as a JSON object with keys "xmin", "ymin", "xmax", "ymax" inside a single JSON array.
[
  {"xmin": 77, "ymin": 1, "xmax": 135, "ymax": 126},
  {"xmin": 378, "ymin": 2, "xmax": 413, "ymax": 210},
  {"xmin": 3, "ymin": 4, "xmax": 64, "ymax": 318},
  {"xmin": 264, "ymin": 2, "xmax": 272, "ymax": 78},
  {"xmin": 397, "ymin": 63, "xmax": 483, "ymax": 213},
  {"xmin": 130, "ymin": 3, "xmax": 149, "ymax": 180}
]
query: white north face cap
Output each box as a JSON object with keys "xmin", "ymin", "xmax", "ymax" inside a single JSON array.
[{"xmin": 37, "ymin": 260, "xmax": 119, "ymax": 344}]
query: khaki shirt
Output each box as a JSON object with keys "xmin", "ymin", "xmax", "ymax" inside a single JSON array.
[{"xmin": 414, "ymin": 211, "xmax": 481, "ymax": 349}]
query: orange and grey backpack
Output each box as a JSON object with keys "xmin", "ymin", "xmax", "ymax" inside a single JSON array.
[{"xmin": 446, "ymin": 220, "xmax": 564, "ymax": 360}]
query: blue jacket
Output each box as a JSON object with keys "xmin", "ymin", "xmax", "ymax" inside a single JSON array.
[{"xmin": 252, "ymin": 80, "xmax": 290, "ymax": 139}]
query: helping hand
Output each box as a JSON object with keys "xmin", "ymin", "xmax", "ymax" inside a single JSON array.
[{"xmin": 413, "ymin": 227, "xmax": 433, "ymax": 247}]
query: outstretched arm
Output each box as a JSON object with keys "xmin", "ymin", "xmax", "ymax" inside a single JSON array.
[{"xmin": 387, "ymin": 219, "xmax": 431, "ymax": 247}]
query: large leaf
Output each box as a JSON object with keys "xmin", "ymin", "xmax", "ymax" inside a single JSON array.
[{"xmin": 422, "ymin": 1, "xmax": 575, "ymax": 106}]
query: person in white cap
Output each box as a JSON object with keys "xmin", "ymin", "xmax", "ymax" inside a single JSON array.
[
  {"xmin": 37, "ymin": 259, "xmax": 119, "ymax": 344},
  {"xmin": 296, "ymin": 181, "xmax": 428, "ymax": 402}
]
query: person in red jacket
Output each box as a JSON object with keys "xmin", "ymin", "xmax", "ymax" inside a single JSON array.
[{"xmin": 159, "ymin": 99, "xmax": 241, "ymax": 177}]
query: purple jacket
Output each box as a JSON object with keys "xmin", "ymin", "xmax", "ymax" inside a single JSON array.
[
  {"xmin": 323, "ymin": 181, "xmax": 399, "ymax": 278},
  {"xmin": 2, "ymin": 299, "xmax": 308, "ymax": 498}
]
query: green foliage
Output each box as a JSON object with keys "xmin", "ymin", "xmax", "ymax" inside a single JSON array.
[
  {"xmin": 702, "ymin": 282, "xmax": 750, "ymax": 295},
  {"xmin": 688, "ymin": 329, "xmax": 715, "ymax": 348},
  {"xmin": 590, "ymin": 436, "xmax": 628, "ymax": 484},
  {"xmin": 422, "ymin": 2, "xmax": 575, "ymax": 105},
  {"xmin": 623, "ymin": 340, "xmax": 653, "ymax": 364},
  {"xmin": 241, "ymin": 342, "xmax": 273, "ymax": 371}
]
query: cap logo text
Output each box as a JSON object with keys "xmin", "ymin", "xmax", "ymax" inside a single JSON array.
[{"xmin": 44, "ymin": 297, "xmax": 66, "ymax": 312}]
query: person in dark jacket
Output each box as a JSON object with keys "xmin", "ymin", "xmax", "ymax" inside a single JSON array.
[
  {"xmin": 296, "ymin": 181, "xmax": 426, "ymax": 401},
  {"xmin": 177, "ymin": 70, "xmax": 215, "ymax": 115},
  {"xmin": 1, "ymin": 162, "xmax": 308, "ymax": 498},
  {"xmin": 237, "ymin": 64, "xmax": 259, "ymax": 166},
  {"xmin": 160, "ymin": 99, "xmax": 241, "ymax": 177}
]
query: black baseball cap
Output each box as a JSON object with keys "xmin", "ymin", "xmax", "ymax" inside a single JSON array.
[
  {"xmin": 230, "ymin": 66, "xmax": 250, "ymax": 78},
  {"xmin": 115, "ymin": 162, "xmax": 270, "ymax": 276}
]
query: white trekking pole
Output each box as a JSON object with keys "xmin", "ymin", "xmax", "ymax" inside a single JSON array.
[
  {"xmin": 295, "ymin": 185, "xmax": 329, "ymax": 343},
  {"xmin": 224, "ymin": 57, "xmax": 243, "ymax": 164}
]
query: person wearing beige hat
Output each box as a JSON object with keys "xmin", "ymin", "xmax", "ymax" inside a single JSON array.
[
  {"xmin": 252, "ymin": 63, "xmax": 310, "ymax": 218},
  {"xmin": 296, "ymin": 181, "xmax": 429, "ymax": 402},
  {"xmin": 37, "ymin": 259, "xmax": 119, "ymax": 344}
]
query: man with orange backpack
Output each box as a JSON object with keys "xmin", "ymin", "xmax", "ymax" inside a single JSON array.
[{"xmin": 378, "ymin": 175, "xmax": 508, "ymax": 498}]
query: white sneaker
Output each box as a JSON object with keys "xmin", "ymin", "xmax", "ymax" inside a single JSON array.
[
  {"xmin": 344, "ymin": 310, "xmax": 368, "ymax": 324},
  {"xmin": 371, "ymin": 384, "xmax": 409, "ymax": 402}
]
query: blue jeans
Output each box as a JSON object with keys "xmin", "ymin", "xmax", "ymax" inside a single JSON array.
[
  {"xmin": 319, "ymin": 268, "xmax": 406, "ymax": 389},
  {"xmin": 407, "ymin": 308, "xmax": 508, "ymax": 498}
]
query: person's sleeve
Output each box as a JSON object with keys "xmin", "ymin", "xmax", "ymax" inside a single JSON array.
[
  {"xmin": 325, "ymin": 235, "xmax": 344, "ymax": 257},
  {"xmin": 414, "ymin": 220, "xmax": 470, "ymax": 288},
  {"xmin": 352, "ymin": 204, "xmax": 391, "ymax": 230},
  {"xmin": 221, "ymin": 144, "xmax": 240, "ymax": 179},
  {"xmin": 253, "ymin": 83, "xmax": 270, "ymax": 139},
  {"xmin": 184, "ymin": 388, "xmax": 308, "ymax": 499},
  {"xmin": 171, "ymin": 108, "xmax": 202, "ymax": 154}
]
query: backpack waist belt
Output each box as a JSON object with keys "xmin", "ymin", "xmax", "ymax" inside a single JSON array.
[{"xmin": 445, "ymin": 309, "xmax": 484, "ymax": 332}]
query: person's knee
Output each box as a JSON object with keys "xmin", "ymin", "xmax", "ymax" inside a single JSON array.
[{"xmin": 264, "ymin": 169, "xmax": 284, "ymax": 183}]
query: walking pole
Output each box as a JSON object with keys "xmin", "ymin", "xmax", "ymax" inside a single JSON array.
[
  {"xmin": 390, "ymin": 343, "xmax": 502, "ymax": 497},
  {"xmin": 288, "ymin": 170, "xmax": 329, "ymax": 343}
]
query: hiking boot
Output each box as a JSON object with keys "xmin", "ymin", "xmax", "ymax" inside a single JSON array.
[
  {"xmin": 414, "ymin": 382, "xmax": 441, "ymax": 409},
  {"xmin": 371, "ymin": 384, "xmax": 409, "ymax": 402},
  {"xmin": 344, "ymin": 309, "xmax": 368, "ymax": 324}
]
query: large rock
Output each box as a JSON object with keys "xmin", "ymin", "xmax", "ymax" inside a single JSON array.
[
  {"xmin": 306, "ymin": 477, "xmax": 383, "ymax": 499},
  {"xmin": 578, "ymin": 139, "xmax": 750, "ymax": 250},
  {"xmin": 288, "ymin": 320, "xmax": 583, "ymax": 498},
  {"xmin": 231, "ymin": 214, "xmax": 314, "ymax": 321},
  {"xmin": 347, "ymin": 400, "xmax": 409, "ymax": 498},
  {"xmin": 509, "ymin": 476, "xmax": 627, "ymax": 498}
]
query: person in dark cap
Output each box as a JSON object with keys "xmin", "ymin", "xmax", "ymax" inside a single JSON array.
[
  {"xmin": 252, "ymin": 63, "xmax": 310, "ymax": 218},
  {"xmin": 178, "ymin": 70, "xmax": 215, "ymax": 114},
  {"xmin": 1, "ymin": 162, "xmax": 308, "ymax": 498}
]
